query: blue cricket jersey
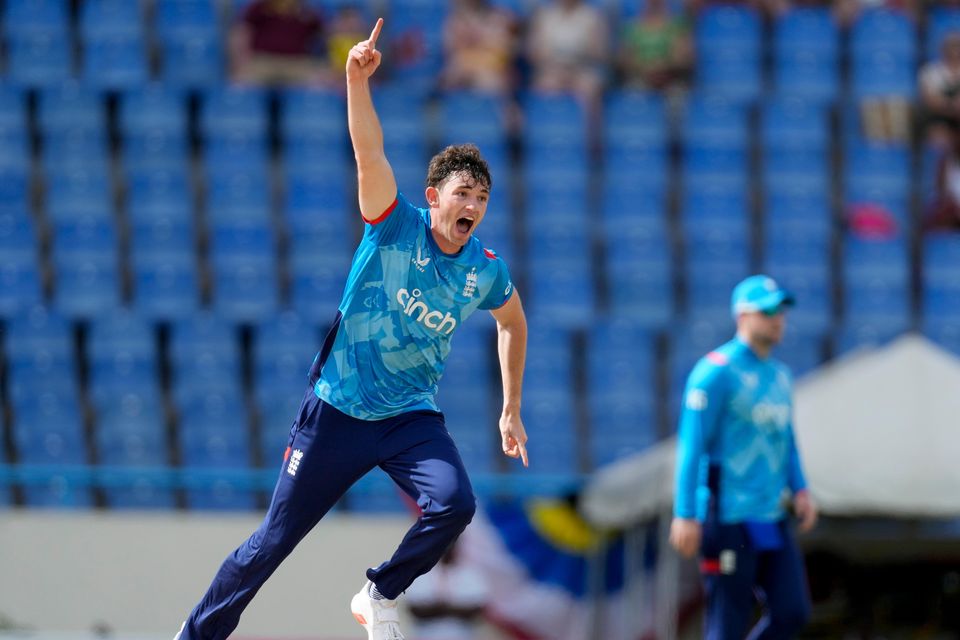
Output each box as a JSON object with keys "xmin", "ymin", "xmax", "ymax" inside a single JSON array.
[
  {"xmin": 310, "ymin": 193, "xmax": 514, "ymax": 420},
  {"xmin": 673, "ymin": 337, "xmax": 807, "ymax": 524}
]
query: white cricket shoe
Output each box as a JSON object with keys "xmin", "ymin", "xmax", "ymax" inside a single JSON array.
[
  {"xmin": 350, "ymin": 580, "xmax": 405, "ymax": 640},
  {"xmin": 173, "ymin": 622, "xmax": 185, "ymax": 640}
]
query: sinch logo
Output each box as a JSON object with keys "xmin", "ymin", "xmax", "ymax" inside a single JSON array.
[{"xmin": 396, "ymin": 288, "xmax": 457, "ymax": 335}]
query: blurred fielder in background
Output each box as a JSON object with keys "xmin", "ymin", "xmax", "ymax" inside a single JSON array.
[
  {"xmin": 174, "ymin": 18, "xmax": 530, "ymax": 640},
  {"xmin": 670, "ymin": 275, "xmax": 818, "ymax": 640}
]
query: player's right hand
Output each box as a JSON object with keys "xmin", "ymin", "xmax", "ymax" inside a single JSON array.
[
  {"xmin": 346, "ymin": 18, "xmax": 383, "ymax": 82},
  {"xmin": 669, "ymin": 517, "xmax": 702, "ymax": 559}
]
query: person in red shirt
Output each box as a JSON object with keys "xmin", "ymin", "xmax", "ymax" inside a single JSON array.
[{"xmin": 230, "ymin": 0, "xmax": 329, "ymax": 87}]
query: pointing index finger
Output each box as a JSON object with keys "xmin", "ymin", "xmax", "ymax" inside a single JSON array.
[{"xmin": 368, "ymin": 18, "xmax": 383, "ymax": 47}]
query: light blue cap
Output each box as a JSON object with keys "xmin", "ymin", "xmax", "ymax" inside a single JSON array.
[{"xmin": 730, "ymin": 275, "xmax": 796, "ymax": 317}]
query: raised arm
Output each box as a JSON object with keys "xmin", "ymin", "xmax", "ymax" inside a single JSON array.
[
  {"xmin": 345, "ymin": 18, "xmax": 398, "ymax": 221},
  {"xmin": 490, "ymin": 292, "xmax": 529, "ymax": 468}
]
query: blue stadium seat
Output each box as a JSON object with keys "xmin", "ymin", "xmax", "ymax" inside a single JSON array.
[
  {"xmin": 604, "ymin": 90, "xmax": 669, "ymax": 150},
  {"xmin": 0, "ymin": 259, "xmax": 43, "ymax": 319},
  {"xmin": 283, "ymin": 172, "xmax": 352, "ymax": 234},
  {"xmin": 212, "ymin": 262, "xmax": 280, "ymax": 324},
  {"xmin": 51, "ymin": 217, "xmax": 118, "ymax": 266},
  {"xmin": 205, "ymin": 167, "xmax": 271, "ymax": 223},
  {"xmin": 132, "ymin": 259, "xmax": 201, "ymax": 321},
  {"xmin": 523, "ymin": 325, "xmax": 574, "ymax": 398},
  {"xmin": 43, "ymin": 132, "xmax": 111, "ymax": 178},
  {"xmin": 2, "ymin": 0, "xmax": 69, "ymax": 38},
  {"xmin": 682, "ymin": 95, "xmax": 749, "ymax": 150},
  {"xmin": 439, "ymin": 91, "xmax": 511, "ymax": 147},
  {"xmin": 382, "ymin": 0, "xmax": 447, "ymax": 94},
  {"xmin": 53, "ymin": 257, "xmax": 121, "ymax": 319},
  {"xmin": 82, "ymin": 34, "xmax": 149, "ymax": 90},
  {"xmin": 682, "ymin": 181, "xmax": 749, "ymax": 237},
  {"xmin": 761, "ymin": 97, "xmax": 829, "ymax": 152},
  {"xmin": 126, "ymin": 167, "xmax": 193, "ymax": 221},
  {"xmin": 922, "ymin": 233, "xmax": 960, "ymax": 326},
  {"xmin": 851, "ymin": 50, "xmax": 916, "ymax": 99},
  {"xmin": 763, "ymin": 146, "xmax": 829, "ymax": 193},
  {"xmin": 204, "ymin": 131, "xmax": 269, "ymax": 178},
  {"xmin": 13, "ymin": 401, "xmax": 86, "ymax": 466},
  {"xmin": 527, "ymin": 259, "xmax": 595, "ymax": 329},
  {"xmin": 38, "ymin": 83, "xmax": 104, "ymax": 133},
  {"xmin": 119, "ymin": 85, "xmax": 188, "ymax": 136},
  {"xmin": 850, "ymin": 8, "xmax": 916, "ymax": 59},
  {"xmin": 923, "ymin": 320, "xmax": 960, "ymax": 355},
  {"xmin": 80, "ymin": 0, "xmax": 143, "ymax": 38},
  {"xmin": 290, "ymin": 264, "xmax": 351, "ymax": 318},
  {"xmin": 0, "ymin": 210, "xmax": 36, "ymax": 262},
  {"xmin": 170, "ymin": 314, "xmax": 243, "ymax": 402},
  {"xmin": 123, "ymin": 129, "xmax": 189, "ymax": 171},
  {"xmin": 87, "ymin": 311, "xmax": 160, "ymax": 393},
  {"xmin": 773, "ymin": 49, "xmax": 839, "ymax": 104},
  {"xmin": 5, "ymin": 305, "xmax": 72, "ymax": 363},
  {"xmin": 773, "ymin": 7, "xmax": 838, "ymax": 58},
  {"xmin": 155, "ymin": 0, "xmax": 220, "ymax": 41},
  {"xmin": 130, "ymin": 215, "xmax": 196, "ymax": 268},
  {"xmin": 200, "ymin": 87, "xmax": 268, "ymax": 137},
  {"xmin": 845, "ymin": 141, "xmax": 911, "ymax": 195},
  {"xmin": 842, "ymin": 237, "xmax": 911, "ymax": 332},
  {"xmin": 697, "ymin": 46, "xmax": 761, "ymax": 104},
  {"xmin": 522, "ymin": 92, "xmax": 588, "ymax": 150},
  {"xmin": 682, "ymin": 145, "xmax": 748, "ymax": 189},
  {"xmin": 254, "ymin": 311, "xmax": 319, "ymax": 403},
  {"xmin": 281, "ymin": 87, "xmax": 346, "ymax": 140},
  {"xmin": 587, "ymin": 318, "xmax": 656, "ymax": 400},
  {"xmin": 589, "ymin": 394, "xmax": 658, "ymax": 468},
  {"xmin": 160, "ymin": 36, "xmax": 224, "ymax": 88},
  {"xmin": 522, "ymin": 389, "xmax": 578, "ymax": 473},
  {"xmin": 696, "ymin": 4, "xmax": 761, "ymax": 55},
  {"xmin": 6, "ymin": 33, "xmax": 72, "ymax": 87}
]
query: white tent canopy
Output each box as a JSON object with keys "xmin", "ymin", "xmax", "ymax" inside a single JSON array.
[
  {"xmin": 582, "ymin": 333, "xmax": 960, "ymax": 528},
  {"xmin": 793, "ymin": 333, "xmax": 960, "ymax": 518}
]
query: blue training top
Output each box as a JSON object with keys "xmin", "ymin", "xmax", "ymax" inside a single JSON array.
[
  {"xmin": 673, "ymin": 337, "xmax": 807, "ymax": 524},
  {"xmin": 311, "ymin": 193, "xmax": 514, "ymax": 420}
]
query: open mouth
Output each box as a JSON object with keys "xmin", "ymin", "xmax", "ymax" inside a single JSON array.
[{"xmin": 456, "ymin": 217, "xmax": 475, "ymax": 234}]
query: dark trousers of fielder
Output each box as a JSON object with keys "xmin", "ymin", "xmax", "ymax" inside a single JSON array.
[
  {"xmin": 179, "ymin": 389, "xmax": 476, "ymax": 640},
  {"xmin": 701, "ymin": 466, "xmax": 811, "ymax": 640}
]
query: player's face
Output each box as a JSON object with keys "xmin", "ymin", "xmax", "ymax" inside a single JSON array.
[
  {"xmin": 742, "ymin": 307, "xmax": 787, "ymax": 347},
  {"xmin": 426, "ymin": 172, "xmax": 489, "ymax": 254}
]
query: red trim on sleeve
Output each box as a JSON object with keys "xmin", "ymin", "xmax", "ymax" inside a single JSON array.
[
  {"xmin": 363, "ymin": 198, "xmax": 398, "ymax": 225},
  {"xmin": 706, "ymin": 351, "xmax": 729, "ymax": 365},
  {"xmin": 700, "ymin": 558, "xmax": 720, "ymax": 575},
  {"xmin": 483, "ymin": 248, "xmax": 498, "ymax": 259}
]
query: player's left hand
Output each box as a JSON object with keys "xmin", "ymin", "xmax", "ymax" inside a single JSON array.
[
  {"xmin": 499, "ymin": 412, "xmax": 529, "ymax": 467},
  {"xmin": 794, "ymin": 489, "xmax": 818, "ymax": 533}
]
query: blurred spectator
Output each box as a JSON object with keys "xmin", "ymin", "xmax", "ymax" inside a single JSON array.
[
  {"xmin": 925, "ymin": 123, "xmax": 960, "ymax": 231},
  {"xmin": 617, "ymin": 0, "xmax": 694, "ymax": 93},
  {"xmin": 406, "ymin": 541, "xmax": 490, "ymax": 639},
  {"xmin": 325, "ymin": 5, "xmax": 368, "ymax": 83},
  {"xmin": 230, "ymin": 0, "xmax": 329, "ymax": 87},
  {"xmin": 920, "ymin": 31, "xmax": 960, "ymax": 150},
  {"xmin": 441, "ymin": 0, "xmax": 520, "ymax": 95},
  {"xmin": 527, "ymin": 0, "xmax": 611, "ymax": 115}
]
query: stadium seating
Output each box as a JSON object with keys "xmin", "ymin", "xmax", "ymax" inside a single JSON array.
[{"xmin": 0, "ymin": 0, "xmax": 949, "ymax": 513}]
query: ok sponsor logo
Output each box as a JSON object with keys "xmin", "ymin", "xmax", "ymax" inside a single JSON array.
[{"xmin": 396, "ymin": 288, "xmax": 457, "ymax": 335}]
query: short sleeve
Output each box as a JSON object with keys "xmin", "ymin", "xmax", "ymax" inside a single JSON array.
[
  {"xmin": 363, "ymin": 193, "xmax": 423, "ymax": 247},
  {"xmin": 478, "ymin": 253, "xmax": 514, "ymax": 310}
]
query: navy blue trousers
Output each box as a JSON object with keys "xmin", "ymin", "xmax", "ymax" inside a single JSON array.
[
  {"xmin": 700, "ymin": 519, "xmax": 811, "ymax": 640},
  {"xmin": 180, "ymin": 389, "xmax": 476, "ymax": 640}
]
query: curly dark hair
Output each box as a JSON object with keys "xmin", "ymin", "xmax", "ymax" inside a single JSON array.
[{"xmin": 425, "ymin": 143, "xmax": 492, "ymax": 190}]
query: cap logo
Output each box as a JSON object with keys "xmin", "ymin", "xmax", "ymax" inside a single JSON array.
[{"xmin": 763, "ymin": 278, "xmax": 778, "ymax": 292}]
